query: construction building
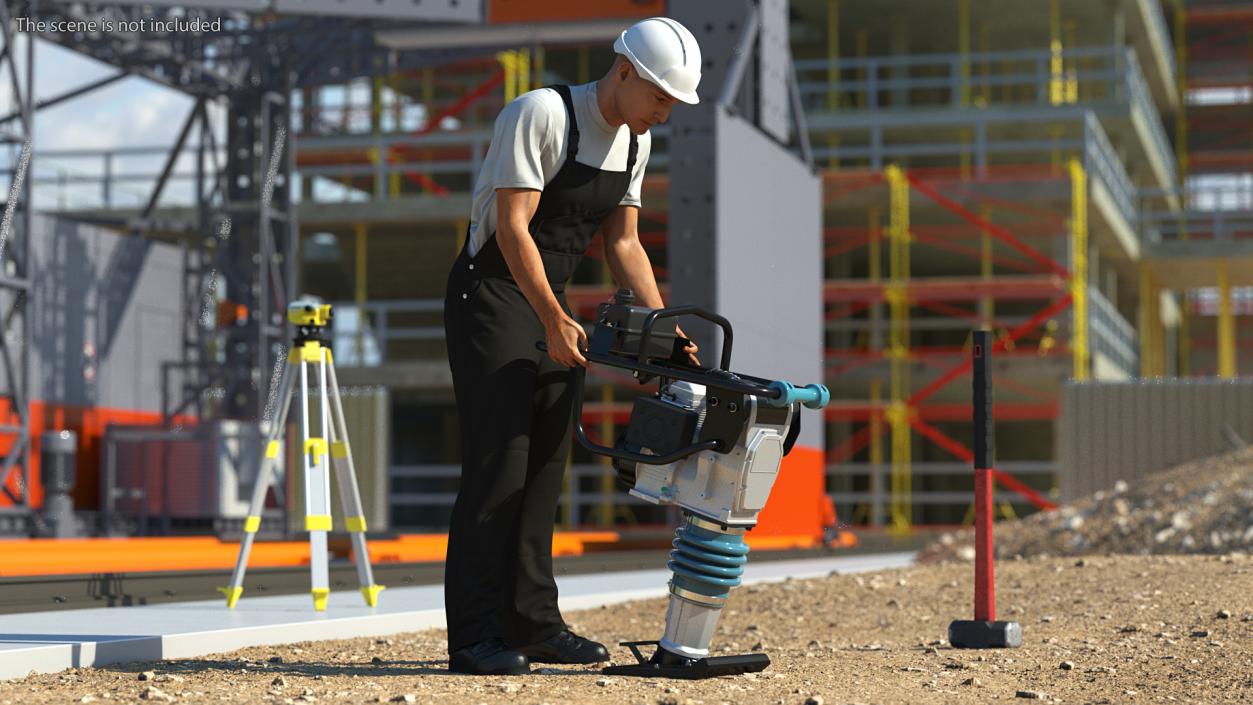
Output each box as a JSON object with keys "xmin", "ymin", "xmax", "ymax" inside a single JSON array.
[{"xmin": 1, "ymin": 0, "xmax": 1249, "ymax": 543}]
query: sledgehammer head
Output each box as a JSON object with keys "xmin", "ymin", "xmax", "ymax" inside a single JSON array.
[{"xmin": 948, "ymin": 619, "xmax": 1022, "ymax": 648}]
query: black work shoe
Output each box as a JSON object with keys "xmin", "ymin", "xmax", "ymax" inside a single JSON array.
[
  {"xmin": 448, "ymin": 638, "xmax": 530, "ymax": 675},
  {"xmin": 517, "ymin": 630, "xmax": 609, "ymax": 664}
]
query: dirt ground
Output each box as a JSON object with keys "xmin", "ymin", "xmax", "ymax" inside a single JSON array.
[{"xmin": 2, "ymin": 553, "xmax": 1249, "ymax": 705}]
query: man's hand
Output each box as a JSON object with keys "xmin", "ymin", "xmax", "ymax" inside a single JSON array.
[
  {"xmin": 544, "ymin": 310, "xmax": 589, "ymax": 368},
  {"xmin": 675, "ymin": 324, "xmax": 700, "ymax": 366}
]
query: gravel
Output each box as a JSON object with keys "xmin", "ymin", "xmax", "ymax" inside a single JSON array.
[
  {"xmin": 919, "ymin": 448, "xmax": 1253, "ymax": 563},
  {"xmin": 1, "ymin": 553, "xmax": 1249, "ymax": 704}
]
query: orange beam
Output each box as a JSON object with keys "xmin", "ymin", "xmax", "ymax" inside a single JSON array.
[
  {"xmin": 823, "ymin": 402, "xmax": 1057, "ymax": 422},
  {"xmin": 489, "ymin": 0, "xmax": 661, "ymax": 23},
  {"xmin": 368, "ymin": 532, "xmax": 619, "ymax": 563},
  {"xmin": 1186, "ymin": 6, "xmax": 1253, "ymax": 23},
  {"xmin": 0, "ymin": 538, "xmax": 310, "ymax": 577},
  {"xmin": 826, "ymin": 163, "xmax": 1066, "ymax": 185},
  {"xmin": 825, "ymin": 222, "xmax": 1064, "ymax": 243},
  {"xmin": 824, "ymin": 275, "xmax": 1067, "ymax": 304},
  {"xmin": 899, "ymin": 163, "xmax": 1062, "ymax": 182},
  {"xmin": 1187, "ymin": 151, "xmax": 1253, "ymax": 172}
]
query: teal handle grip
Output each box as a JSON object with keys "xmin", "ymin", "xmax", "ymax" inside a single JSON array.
[{"xmin": 766, "ymin": 380, "xmax": 830, "ymax": 409}]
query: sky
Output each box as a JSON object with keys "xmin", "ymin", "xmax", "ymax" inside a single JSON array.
[{"xmin": 0, "ymin": 34, "xmax": 205, "ymax": 211}]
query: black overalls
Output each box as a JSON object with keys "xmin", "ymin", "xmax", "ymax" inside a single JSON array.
[{"xmin": 442, "ymin": 84, "xmax": 638, "ymax": 653}]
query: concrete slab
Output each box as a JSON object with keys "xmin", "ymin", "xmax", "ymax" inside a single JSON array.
[{"xmin": 0, "ymin": 552, "xmax": 915, "ymax": 680}]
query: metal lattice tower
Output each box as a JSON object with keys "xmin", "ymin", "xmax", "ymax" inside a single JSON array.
[{"xmin": 0, "ymin": 0, "xmax": 34, "ymax": 533}]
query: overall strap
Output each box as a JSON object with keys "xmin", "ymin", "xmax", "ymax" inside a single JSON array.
[
  {"xmin": 626, "ymin": 131, "xmax": 639, "ymax": 173},
  {"xmin": 548, "ymin": 84, "xmax": 580, "ymax": 159}
]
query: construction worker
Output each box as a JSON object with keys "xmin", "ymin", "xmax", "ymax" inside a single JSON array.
[{"xmin": 441, "ymin": 17, "xmax": 704, "ymax": 675}]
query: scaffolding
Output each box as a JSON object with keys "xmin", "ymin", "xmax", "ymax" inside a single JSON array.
[
  {"xmin": 822, "ymin": 160, "xmax": 1078, "ymax": 528},
  {"xmin": 288, "ymin": 36, "xmax": 1157, "ymax": 530}
]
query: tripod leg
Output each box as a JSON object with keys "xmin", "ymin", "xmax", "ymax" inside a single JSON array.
[
  {"xmin": 302, "ymin": 342, "xmax": 333, "ymax": 611},
  {"xmin": 220, "ymin": 357, "xmax": 298, "ymax": 608},
  {"xmin": 325, "ymin": 350, "xmax": 384, "ymax": 607}
]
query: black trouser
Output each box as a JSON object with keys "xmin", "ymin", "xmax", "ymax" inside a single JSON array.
[{"xmin": 442, "ymin": 254, "xmax": 575, "ymax": 653}]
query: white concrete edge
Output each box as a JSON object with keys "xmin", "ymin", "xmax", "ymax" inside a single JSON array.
[
  {"xmin": 745, "ymin": 552, "xmax": 917, "ymax": 581},
  {"xmin": 160, "ymin": 610, "xmax": 450, "ymax": 660},
  {"xmin": 0, "ymin": 642, "xmax": 74, "ymax": 681}
]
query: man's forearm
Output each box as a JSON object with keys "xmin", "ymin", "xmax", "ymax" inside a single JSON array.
[
  {"xmin": 496, "ymin": 221, "xmax": 565, "ymax": 325},
  {"xmin": 606, "ymin": 238, "xmax": 666, "ymax": 309}
]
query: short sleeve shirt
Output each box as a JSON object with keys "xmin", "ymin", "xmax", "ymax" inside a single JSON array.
[{"xmin": 464, "ymin": 81, "xmax": 652, "ymax": 257}]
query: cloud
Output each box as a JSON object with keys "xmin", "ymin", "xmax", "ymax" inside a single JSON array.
[
  {"xmin": 0, "ymin": 34, "xmax": 192, "ymax": 154},
  {"xmin": 40, "ymin": 76, "xmax": 195, "ymax": 152},
  {"xmin": 14, "ymin": 36, "xmax": 201, "ymax": 208}
]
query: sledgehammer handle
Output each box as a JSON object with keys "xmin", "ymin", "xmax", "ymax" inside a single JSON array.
[{"xmin": 973, "ymin": 329, "xmax": 996, "ymax": 622}]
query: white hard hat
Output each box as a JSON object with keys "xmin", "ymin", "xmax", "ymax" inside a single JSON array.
[{"xmin": 613, "ymin": 17, "xmax": 702, "ymax": 105}]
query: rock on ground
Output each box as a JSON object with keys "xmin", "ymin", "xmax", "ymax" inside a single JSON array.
[{"xmin": 919, "ymin": 447, "xmax": 1253, "ymax": 563}]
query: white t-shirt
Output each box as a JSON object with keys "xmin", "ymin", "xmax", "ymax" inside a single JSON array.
[{"xmin": 465, "ymin": 81, "xmax": 652, "ymax": 257}]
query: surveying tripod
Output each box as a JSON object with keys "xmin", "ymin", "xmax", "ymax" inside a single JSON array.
[{"xmin": 219, "ymin": 300, "xmax": 384, "ymax": 611}]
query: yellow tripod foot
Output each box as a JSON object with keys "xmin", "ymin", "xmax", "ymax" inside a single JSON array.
[
  {"xmin": 312, "ymin": 588, "xmax": 330, "ymax": 611},
  {"xmin": 218, "ymin": 586, "xmax": 243, "ymax": 609},
  {"xmin": 360, "ymin": 584, "xmax": 386, "ymax": 607}
]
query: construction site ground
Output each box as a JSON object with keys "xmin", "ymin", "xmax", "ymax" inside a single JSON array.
[
  {"xmin": 4, "ymin": 450, "xmax": 1252, "ymax": 704},
  {"xmin": 0, "ymin": 552, "xmax": 1247, "ymax": 705}
]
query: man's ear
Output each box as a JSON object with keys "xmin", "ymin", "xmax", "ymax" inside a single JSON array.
[{"xmin": 617, "ymin": 59, "xmax": 633, "ymax": 83}]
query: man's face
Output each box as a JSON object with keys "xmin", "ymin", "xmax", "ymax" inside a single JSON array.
[{"xmin": 617, "ymin": 65, "xmax": 680, "ymax": 135}]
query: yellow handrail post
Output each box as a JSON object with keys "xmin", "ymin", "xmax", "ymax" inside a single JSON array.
[
  {"xmin": 869, "ymin": 206, "xmax": 884, "ymax": 527},
  {"xmin": 1179, "ymin": 299, "xmax": 1191, "ymax": 376},
  {"xmin": 1049, "ymin": 0, "xmax": 1064, "ymax": 106},
  {"xmin": 886, "ymin": 164, "xmax": 912, "ymax": 533},
  {"xmin": 1218, "ymin": 263, "xmax": 1236, "ymax": 378},
  {"xmin": 497, "ymin": 50, "xmax": 518, "ymax": 103},
  {"xmin": 1069, "ymin": 158, "xmax": 1089, "ymax": 380}
]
